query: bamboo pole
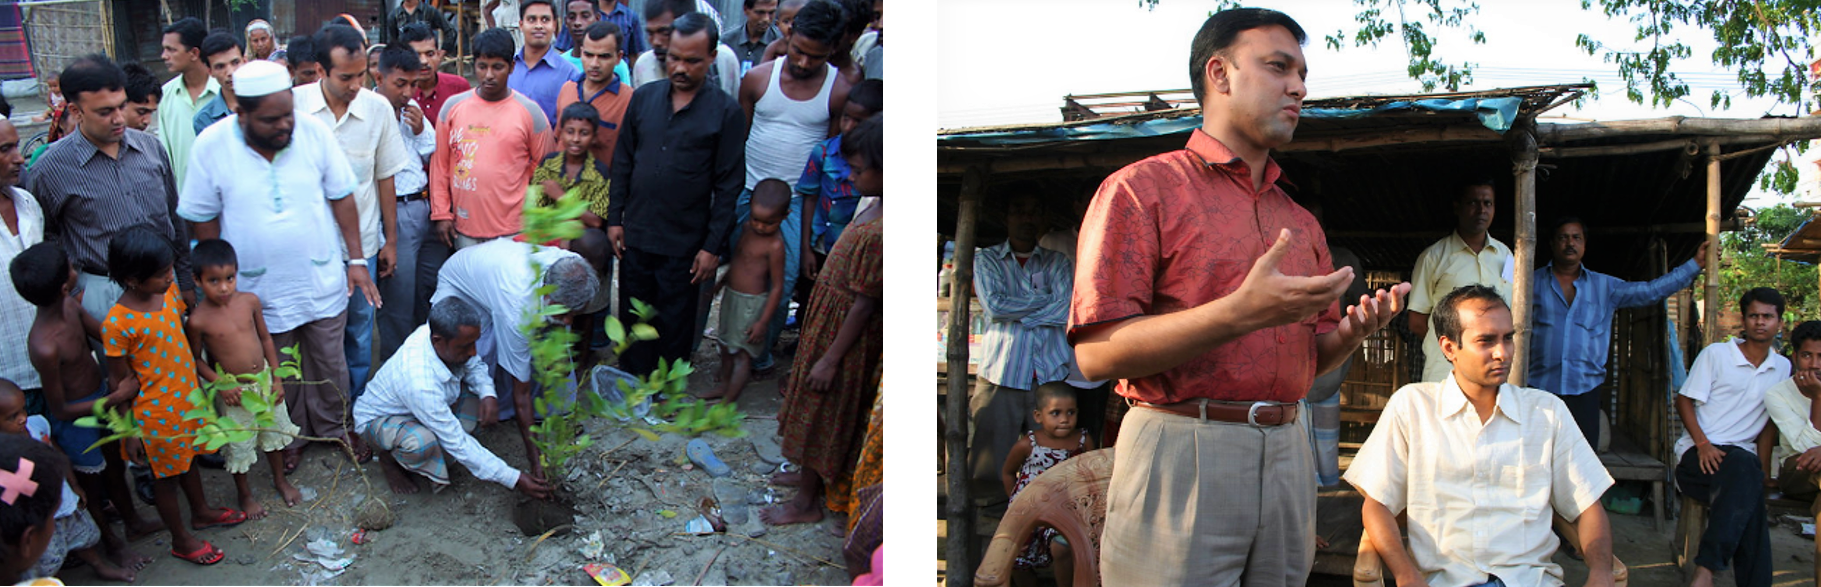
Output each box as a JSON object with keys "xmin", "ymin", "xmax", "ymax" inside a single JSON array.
[
  {"xmin": 1705, "ymin": 141, "xmax": 1722, "ymax": 344},
  {"xmin": 944, "ymin": 166, "xmax": 986, "ymax": 587},
  {"xmin": 1509, "ymin": 121, "xmax": 1538, "ymax": 386}
]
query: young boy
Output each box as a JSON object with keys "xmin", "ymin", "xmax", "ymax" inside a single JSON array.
[
  {"xmin": 797, "ymin": 79, "xmax": 881, "ymax": 281},
  {"xmin": 0, "ymin": 379, "xmax": 135, "ymax": 581},
  {"xmin": 9, "ymin": 243, "xmax": 160, "ymax": 561},
  {"xmin": 533, "ymin": 101, "xmax": 616, "ymax": 351},
  {"xmin": 183, "ymin": 239, "xmax": 303, "ymax": 519},
  {"xmin": 702, "ymin": 179, "xmax": 788, "ymax": 403}
]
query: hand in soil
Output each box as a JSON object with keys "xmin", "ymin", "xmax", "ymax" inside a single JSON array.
[
  {"xmin": 344, "ymin": 434, "xmax": 373, "ymax": 463},
  {"xmin": 515, "ymin": 473, "xmax": 552, "ymax": 500},
  {"xmin": 758, "ymin": 503, "xmax": 822, "ymax": 526}
]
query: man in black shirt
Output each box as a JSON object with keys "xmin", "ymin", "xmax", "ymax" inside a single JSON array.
[
  {"xmin": 387, "ymin": 0, "xmax": 459, "ymax": 56},
  {"xmin": 606, "ymin": 12, "xmax": 744, "ymax": 376}
]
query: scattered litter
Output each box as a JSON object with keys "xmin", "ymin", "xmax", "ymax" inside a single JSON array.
[
  {"xmin": 683, "ymin": 515, "xmax": 716, "ymax": 534},
  {"xmin": 292, "ymin": 537, "xmax": 356, "ymax": 573},
  {"xmin": 1804, "ymin": 522, "xmax": 1817, "ymax": 538},
  {"xmin": 657, "ymin": 509, "xmax": 677, "ymax": 519},
  {"xmin": 351, "ymin": 529, "xmax": 368, "ymax": 545},
  {"xmin": 630, "ymin": 569, "xmax": 674, "ymax": 586},
  {"xmin": 578, "ymin": 531, "xmax": 606, "ymax": 560},
  {"xmin": 584, "ymin": 562, "xmax": 632, "ymax": 586},
  {"xmin": 298, "ymin": 485, "xmax": 319, "ymax": 503}
]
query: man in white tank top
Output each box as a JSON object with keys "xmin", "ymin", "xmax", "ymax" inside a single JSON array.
[{"xmin": 729, "ymin": 0, "xmax": 851, "ymax": 372}]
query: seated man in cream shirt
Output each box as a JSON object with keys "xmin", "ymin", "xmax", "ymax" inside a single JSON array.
[
  {"xmin": 1345, "ymin": 284, "xmax": 1615, "ymax": 587},
  {"xmin": 1766, "ymin": 320, "xmax": 1821, "ymax": 514}
]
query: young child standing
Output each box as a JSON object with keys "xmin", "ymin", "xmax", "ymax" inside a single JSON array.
[
  {"xmin": 533, "ymin": 102, "xmax": 613, "ymax": 230},
  {"xmin": 0, "ymin": 433, "xmax": 72, "ymax": 586},
  {"xmin": 0, "ymin": 381, "xmax": 134, "ymax": 582},
  {"xmin": 702, "ymin": 180, "xmax": 788, "ymax": 404},
  {"xmin": 9, "ymin": 243, "xmax": 155, "ymax": 570},
  {"xmin": 797, "ymin": 79, "xmax": 882, "ymax": 280},
  {"xmin": 100, "ymin": 227, "xmax": 244, "ymax": 566},
  {"xmin": 183, "ymin": 239, "xmax": 304, "ymax": 519},
  {"xmin": 999, "ymin": 385, "xmax": 1096, "ymax": 587}
]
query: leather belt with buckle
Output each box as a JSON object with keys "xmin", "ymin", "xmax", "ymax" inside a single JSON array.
[
  {"xmin": 398, "ymin": 190, "xmax": 427, "ymax": 202},
  {"xmin": 1137, "ymin": 399, "xmax": 1298, "ymax": 427}
]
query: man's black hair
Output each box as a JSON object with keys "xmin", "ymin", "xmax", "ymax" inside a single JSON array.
[
  {"xmin": 1432, "ymin": 284, "xmax": 1508, "ymax": 347},
  {"xmin": 1187, "ymin": 8, "xmax": 1306, "ymax": 104},
  {"xmin": 8, "ymin": 242, "xmax": 68, "ymax": 308},
  {"xmin": 314, "ymin": 23, "xmax": 368, "ymax": 70},
  {"xmin": 0, "ymin": 94, "xmax": 12, "ymax": 119},
  {"xmin": 743, "ymin": 0, "xmax": 765, "ymax": 9},
  {"xmin": 643, "ymin": 0, "xmax": 695, "ymax": 21},
  {"xmin": 163, "ymin": 16, "xmax": 208, "ymax": 51},
  {"xmin": 792, "ymin": 0, "xmax": 845, "ymax": 47},
  {"xmin": 569, "ymin": 0, "xmax": 601, "ymax": 9},
  {"xmin": 472, "ymin": 28, "xmax": 517, "ymax": 62},
  {"xmin": 1458, "ymin": 178, "xmax": 1496, "ymax": 201},
  {"xmin": 1740, "ymin": 287, "xmax": 1786, "ymax": 317},
  {"xmin": 847, "ymin": 78, "xmax": 881, "ymax": 114},
  {"xmin": 1550, "ymin": 215, "xmax": 1584, "ymax": 239},
  {"xmin": 190, "ymin": 239, "xmax": 238, "ymax": 276},
  {"xmin": 106, "ymin": 226, "xmax": 175, "ymax": 289},
  {"xmin": 121, "ymin": 62, "xmax": 160, "ymax": 105},
  {"xmin": 286, "ymin": 35, "xmax": 316, "ymax": 68},
  {"xmin": 521, "ymin": 0, "xmax": 557, "ymax": 19},
  {"xmin": 559, "ymin": 101, "xmax": 601, "ymax": 127},
  {"xmin": 752, "ymin": 178, "xmax": 790, "ymax": 211},
  {"xmin": 839, "ymin": 112, "xmax": 882, "ymax": 170},
  {"xmin": 673, "ymin": 12, "xmax": 718, "ymax": 49},
  {"xmin": 399, "ymin": 22, "xmax": 436, "ymax": 48},
  {"xmin": 584, "ymin": 21, "xmax": 624, "ymax": 50},
  {"xmin": 1792, "ymin": 321, "xmax": 1821, "ymax": 353},
  {"xmin": 377, "ymin": 45, "xmax": 424, "ymax": 75},
  {"xmin": 835, "ymin": 0, "xmax": 871, "ymax": 38},
  {"xmin": 200, "ymin": 31, "xmax": 243, "ymax": 64},
  {"xmin": 58, "ymin": 54, "xmax": 125, "ymax": 107}
]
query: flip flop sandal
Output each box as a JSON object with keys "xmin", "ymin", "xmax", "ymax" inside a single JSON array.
[
  {"xmin": 686, "ymin": 438, "xmax": 732, "ymax": 478},
  {"xmin": 171, "ymin": 541, "xmax": 224, "ymax": 565},
  {"xmin": 190, "ymin": 508, "xmax": 248, "ymax": 530}
]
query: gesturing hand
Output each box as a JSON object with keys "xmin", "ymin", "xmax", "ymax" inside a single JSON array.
[
  {"xmin": 1336, "ymin": 283, "xmax": 1413, "ymax": 343},
  {"xmin": 1235, "ymin": 228, "xmax": 1354, "ymax": 330}
]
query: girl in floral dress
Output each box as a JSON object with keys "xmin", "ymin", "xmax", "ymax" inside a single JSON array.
[{"xmin": 1000, "ymin": 385, "xmax": 1097, "ymax": 587}]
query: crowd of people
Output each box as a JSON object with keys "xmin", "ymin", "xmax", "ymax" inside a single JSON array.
[{"xmin": 0, "ymin": 0, "xmax": 887, "ymax": 582}]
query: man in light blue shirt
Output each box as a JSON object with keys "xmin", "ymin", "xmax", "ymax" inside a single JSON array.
[
  {"xmin": 1529, "ymin": 216, "xmax": 1708, "ymax": 448},
  {"xmin": 507, "ymin": 0, "xmax": 580, "ymax": 124}
]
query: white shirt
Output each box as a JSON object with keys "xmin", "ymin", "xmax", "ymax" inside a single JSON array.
[
  {"xmin": 0, "ymin": 187, "xmax": 43, "ymax": 389},
  {"xmin": 429, "ymin": 239, "xmax": 580, "ymax": 382},
  {"xmin": 294, "ymin": 84, "xmax": 412, "ymax": 259},
  {"xmin": 176, "ymin": 113, "xmax": 359, "ymax": 334},
  {"xmin": 1674, "ymin": 339, "xmax": 1790, "ymax": 459},
  {"xmin": 25, "ymin": 416, "xmax": 79, "ymax": 518},
  {"xmin": 1343, "ymin": 375, "xmax": 1613, "ymax": 587},
  {"xmin": 1408, "ymin": 231, "xmax": 1515, "ymax": 382},
  {"xmin": 491, "ymin": 0, "xmax": 520, "ymax": 28},
  {"xmin": 352, "ymin": 325, "xmax": 518, "ymax": 488},
  {"xmin": 394, "ymin": 99, "xmax": 436, "ymax": 197},
  {"xmin": 629, "ymin": 45, "xmax": 743, "ymax": 96},
  {"xmin": 1765, "ymin": 378, "xmax": 1821, "ymax": 455}
]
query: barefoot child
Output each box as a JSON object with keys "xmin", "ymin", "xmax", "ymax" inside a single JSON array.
[
  {"xmin": 101, "ymin": 227, "xmax": 244, "ymax": 566},
  {"xmin": 702, "ymin": 179, "xmax": 787, "ymax": 404},
  {"xmin": 183, "ymin": 239, "xmax": 304, "ymax": 519},
  {"xmin": 0, "ymin": 381, "xmax": 134, "ymax": 581},
  {"xmin": 8, "ymin": 243, "xmax": 155, "ymax": 572},
  {"xmin": 999, "ymin": 385, "xmax": 1095, "ymax": 587},
  {"xmin": 0, "ymin": 434, "xmax": 72, "ymax": 586}
]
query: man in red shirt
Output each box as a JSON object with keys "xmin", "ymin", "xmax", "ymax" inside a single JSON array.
[
  {"xmin": 1070, "ymin": 8, "xmax": 1408, "ymax": 584},
  {"xmin": 402, "ymin": 23, "xmax": 474, "ymax": 125}
]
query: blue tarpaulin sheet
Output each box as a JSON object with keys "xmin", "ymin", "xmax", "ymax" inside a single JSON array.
[{"xmin": 940, "ymin": 96, "xmax": 1524, "ymax": 148}]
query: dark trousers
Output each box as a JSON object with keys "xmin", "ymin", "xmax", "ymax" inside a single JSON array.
[
  {"xmin": 618, "ymin": 247, "xmax": 701, "ymax": 377},
  {"xmin": 1557, "ymin": 388, "xmax": 1603, "ymax": 449},
  {"xmin": 1675, "ymin": 445, "xmax": 1771, "ymax": 587}
]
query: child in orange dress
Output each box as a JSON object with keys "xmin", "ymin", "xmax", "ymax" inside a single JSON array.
[{"xmin": 100, "ymin": 227, "xmax": 244, "ymax": 566}]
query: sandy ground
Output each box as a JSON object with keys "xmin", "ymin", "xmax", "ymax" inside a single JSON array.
[{"xmin": 58, "ymin": 330, "xmax": 855, "ymax": 586}]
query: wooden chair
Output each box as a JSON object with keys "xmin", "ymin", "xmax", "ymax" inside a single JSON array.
[
  {"xmin": 974, "ymin": 448, "xmax": 1115, "ymax": 587},
  {"xmin": 1353, "ymin": 515, "xmax": 1628, "ymax": 587},
  {"xmin": 1675, "ymin": 487, "xmax": 1821, "ymax": 585}
]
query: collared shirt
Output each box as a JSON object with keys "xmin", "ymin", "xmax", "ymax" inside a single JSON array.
[
  {"xmin": 414, "ymin": 72, "xmax": 473, "ymax": 126},
  {"xmin": 531, "ymin": 151, "xmax": 611, "ymax": 219},
  {"xmin": 191, "ymin": 94, "xmax": 231, "ymax": 135},
  {"xmin": 387, "ymin": 1, "xmax": 459, "ymax": 54},
  {"xmin": 559, "ymin": 52, "xmax": 633, "ymax": 96},
  {"xmin": 294, "ymin": 84, "xmax": 413, "ymax": 258},
  {"xmin": 606, "ymin": 79, "xmax": 744, "ymax": 258},
  {"xmin": 1409, "ymin": 230, "xmax": 1514, "ymax": 382},
  {"xmin": 394, "ymin": 99, "xmax": 436, "ymax": 197},
  {"xmin": 1344, "ymin": 376, "xmax": 1613, "ymax": 587},
  {"xmin": 629, "ymin": 46, "xmax": 742, "ymax": 97},
  {"xmin": 0, "ymin": 186, "xmax": 43, "ymax": 389},
  {"xmin": 1675, "ymin": 339, "xmax": 1791, "ymax": 459},
  {"xmin": 25, "ymin": 129, "xmax": 192, "ymax": 291},
  {"xmin": 554, "ymin": 75, "xmax": 632, "ymax": 165},
  {"xmin": 598, "ymin": 2, "xmax": 649, "ymax": 58},
  {"xmin": 1528, "ymin": 259, "xmax": 1701, "ymax": 396},
  {"xmin": 1765, "ymin": 378, "xmax": 1821, "ymax": 456},
  {"xmin": 724, "ymin": 23, "xmax": 780, "ymax": 76},
  {"xmin": 1069, "ymin": 130, "xmax": 1341, "ymax": 404},
  {"xmin": 797, "ymin": 134, "xmax": 857, "ymax": 252},
  {"xmin": 352, "ymin": 324, "xmax": 518, "ymax": 488},
  {"xmin": 507, "ymin": 47, "xmax": 579, "ymax": 125},
  {"xmin": 973, "ymin": 242, "xmax": 1073, "ymax": 390},
  {"xmin": 176, "ymin": 114, "xmax": 359, "ymax": 334},
  {"xmin": 429, "ymin": 90, "xmax": 551, "ymax": 239},
  {"xmin": 428, "ymin": 239, "xmax": 581, "ymax": 382},
  {"xmin": 156, "ymin": 74, "xmax": 221, "ymax": 191}
]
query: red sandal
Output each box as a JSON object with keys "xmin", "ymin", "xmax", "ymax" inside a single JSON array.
[
  {"xmin": 190, "ymin": 508, "xmax": 248, "ymax": 530},
  {"xmin": 171, "ymin": 541, "xmax": 224, "ymax": 565}
]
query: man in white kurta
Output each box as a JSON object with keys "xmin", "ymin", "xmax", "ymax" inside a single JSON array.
[
  {"xmin": 1346, "ymin": 285, "xmax": 1613, "ymax": 587},
  {"xmin": 1766, "ymin": 321, "xmax": 1821, "ymax": 514}
]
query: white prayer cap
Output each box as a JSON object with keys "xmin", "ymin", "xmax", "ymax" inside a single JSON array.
[{"xmin": 233, "ymin": 60, "xmax": 291, "ymax": 98}]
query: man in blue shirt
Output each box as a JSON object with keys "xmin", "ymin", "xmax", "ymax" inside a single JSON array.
[
  {"xmin": 508, "ymin": 0, "xmax": 581, "ymax": 124},
  {"xmin": 1529, "ymin": 216, "xmax": 1708, "ymax": 448}
]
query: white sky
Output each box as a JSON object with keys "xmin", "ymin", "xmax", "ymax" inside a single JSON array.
[{"xmin": 936, "ymin": 0, "xmax": 1815, "ymax": 203}]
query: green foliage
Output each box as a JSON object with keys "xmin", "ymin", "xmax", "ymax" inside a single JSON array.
[
  {"xmin": 1718, "ymin": 204, "xmax": 1820, "ymax": 322},
  {"xmin": 77, "ymin": 346, "xmax": 306, "ymax": 454}
]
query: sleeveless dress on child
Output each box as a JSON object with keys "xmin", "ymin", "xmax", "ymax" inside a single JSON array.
[
  {"xmin": 103, "ymin": 283, "xmax": 207, "ymax": 478},
  {"xmin": 1011, "ymin": 429, "xmax": 1088, "ymax": 569}
]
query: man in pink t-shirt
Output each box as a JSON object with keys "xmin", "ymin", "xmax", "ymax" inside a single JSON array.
[{"xmin": 430, "ymin": 28, "xmax": 551, "ymax": 249}]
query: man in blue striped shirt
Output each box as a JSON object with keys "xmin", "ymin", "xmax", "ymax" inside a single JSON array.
[
  {"xmin": 967, "ymin": 192, "xmax": 1076, "ymax": 506},
  {"xmin": 1529, "ymin": 216, "xmax": 1708, "ymax": 448}
]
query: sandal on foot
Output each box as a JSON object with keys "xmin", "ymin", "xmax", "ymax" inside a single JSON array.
[
  {"xmin": 190, "ymin": 508, "xmax": 248, "ymax": 530},
  {"xmin": 171, "ymin": 541, "xmax": 224, "ymax": 565}
]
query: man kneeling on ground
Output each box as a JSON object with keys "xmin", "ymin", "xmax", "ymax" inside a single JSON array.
[
  {"xmin": 352, "ymin": 297, "xmax": 552, "ymax": 498},
  {"xmin": 1345, "ymin": 284, "xmax": 1616, "ymax": 587}
]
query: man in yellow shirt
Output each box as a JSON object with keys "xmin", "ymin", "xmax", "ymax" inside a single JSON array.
[{"xmin": 1406, "ymin": 180, "xmax": 1514, "ymax": 382}]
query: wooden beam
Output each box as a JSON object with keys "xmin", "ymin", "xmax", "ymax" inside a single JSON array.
[
  {"xmin": 944, "ymin": 166, "xmax": 986, "ymax": 587},
  {"xmin": 1538, "ymin": 134, "xmax": 1790, "ymax": 158},
  {"xmin": 935, "ymin": 125, "xmax": 1504, "ymax": 175},
  {"xmin": 1326, "ymin": 221, "xmax": 1734, "ymax": 240},
  {"xmin": 1705, "ymin": 141, "xmax": 1723, "ymax": 344},
  {"xmin": 1510, "ymin": 121, "xmax": 1539, "ymax": 386},
  {"xmin": 1538, "ymin": 116, "xmax": 1821, "ymax": 144}
]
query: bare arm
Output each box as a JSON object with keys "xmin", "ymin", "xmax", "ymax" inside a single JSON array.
[
  {"xmin": 1359, "ymin": 490, "xmax": 1427, "ymax": 587},
  {"xmin": 184, "ymin": 315, "xmax": 219, "ymax": 384},
  {"xmin": 483, "ymin": 0, "xmax": 499, "ymax": 27},
  {"xmin": 1406, "ymin": 311, "xmax": 1429, "ymax": 340},
  {"xmin": 1000, "ymin": 438, "xmax": 1031, "ymax": 498},
  {"xmin": 1676, "ymin": 394, "xmax": 1726, "ymax": 475},
  {"xmin": 252, "ymin": 294, "xmax": 284, "ymax": 403},
  {"xmin": 753, "ymin": 241, "xmax": 786, "ymax": 339},
  {"xmin": 1575, "ymin": 502, "xmax": 1615, "ymax": 587},
  {"xmin": 1313, "ymin": 284, "xmax": 1411, "ymax": 376},
  {"xmin": 1759, "ymin": 422, "xmax": 1779, "ymax": 486},
  {"xmin": 192, "ymin": 219, "xmax": 221, "ymax": 241}
]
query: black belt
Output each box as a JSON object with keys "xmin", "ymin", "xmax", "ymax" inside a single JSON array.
[{"xmin": 398, "ymin": 190, "xmax": 427, "ymax": 202}]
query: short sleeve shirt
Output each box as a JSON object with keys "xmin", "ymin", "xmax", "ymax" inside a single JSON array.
[
  {"xmin": 428, "ymin": 239, "xmax": 582, "ymax": 382},
  {"xmin": 294, "ymin": 84, "xmax": 414, "ymax": 258},
  {"xmin": 1674, "ymin": 339, "xmax": 1790, "ymax": 459},
  {"xmin": 1069, "ymin": 130, "xmax": 1341, "ymax": 404}
]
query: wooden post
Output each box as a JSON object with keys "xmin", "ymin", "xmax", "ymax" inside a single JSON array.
[
  {"xmin": 1509, "ymin": 121, "xmax": 1538, "ymax": 386},
  {"xmin": 945, "ymin": 166, "xmax": 986, "ymax": 587},
  {"xmin": 1705, "ymin": 141, "xmax": 1722, "ymax": 344}
]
